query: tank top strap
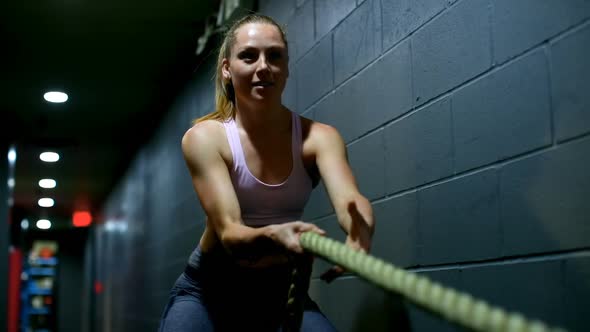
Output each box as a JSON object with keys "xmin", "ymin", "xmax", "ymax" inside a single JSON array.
[
  {"xmin": 223, "ymin": 118, "xmax": 245, "ymax": 171},
  {"xmin": 291, "ymin": 112, "xmax": 305, "ymax": 169}
]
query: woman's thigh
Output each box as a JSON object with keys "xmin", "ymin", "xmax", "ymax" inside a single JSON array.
[
  {"xmin": 159, "ymin": 297, "xmax": 214, "ymax": 332},
  {"xmin": 301, "ymin": 309, "xmax": 338, "ymax": 332}
]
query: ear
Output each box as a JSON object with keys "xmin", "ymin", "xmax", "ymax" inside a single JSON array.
[{"xmin": 221, "ymin": 58, "xmax": 231, "ymax": 81}]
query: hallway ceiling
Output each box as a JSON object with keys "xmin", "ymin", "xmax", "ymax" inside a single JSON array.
[{"xmin": 1, "ymin": 1, "xmax": 218, "ymax": 229}]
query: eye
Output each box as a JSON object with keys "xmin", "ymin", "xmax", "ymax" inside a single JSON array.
[
  {"xmin": 238, "ymin": 51, "xmax": 257, "ymax": 62},
  {"xmin": 268, "ymin": 50, "xmax": 283, "ymax": 61}
]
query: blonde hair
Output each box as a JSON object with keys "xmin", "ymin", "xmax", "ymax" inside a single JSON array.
[{"xmin": 193, "ymin": 14, "xmax": 288, "ymax": 124}]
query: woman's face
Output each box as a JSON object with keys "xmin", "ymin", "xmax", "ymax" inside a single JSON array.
[{"xmin": 223, "ymin": 22, "xmax": 289, "ymax": 106}]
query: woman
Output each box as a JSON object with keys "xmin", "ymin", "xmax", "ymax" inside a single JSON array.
[{"xmin": 159, "ymin": 14, "xmax": 374, "ymax": 331}]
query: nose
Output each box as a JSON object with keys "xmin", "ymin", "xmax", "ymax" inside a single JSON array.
[{"xmin": 256, "ymin": 55, "xmax": 270, "ymax": 73}]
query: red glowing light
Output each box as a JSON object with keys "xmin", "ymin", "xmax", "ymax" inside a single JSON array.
[
  {"xmin": 73, "ymin": 211, "xmax": 92, "ymax": 227},
  {"xmin": 94, "ymin": 281, "xmax": 103, "ymax": 294}
]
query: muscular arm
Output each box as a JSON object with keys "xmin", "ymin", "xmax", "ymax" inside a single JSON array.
[
  {"xmin": 310, "ymin": 124, "xmax": 375, "ymax": 252},
  {"xmin": 181, "ymin": 122, "xmax": 322, "ymax": 267},
  {"xmin": 182, "ymin": 122, "xmax": 281, "ymax": 266}
]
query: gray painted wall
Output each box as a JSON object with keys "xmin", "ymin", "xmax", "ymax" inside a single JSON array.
[{"xmin": 91, "ymin": 1, "xmax": 590, "ymax": 331}]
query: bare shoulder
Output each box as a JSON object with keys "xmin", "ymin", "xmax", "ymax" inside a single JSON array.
[
  {"xmin": 181, "ymin": 119, "xmax": 228, "ymax": 163},
  {"xmin": 182, "ymin": 120, "xmax": 223, "ymax": 148},
  {"xmin": 302, "ymin": 117, "xmax": 344, "ymax": 150}
]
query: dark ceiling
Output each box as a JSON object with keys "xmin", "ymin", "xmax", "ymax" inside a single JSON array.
[{"xmin": 1, "ymin": 1, "xmax": 219, "ymax": 229}]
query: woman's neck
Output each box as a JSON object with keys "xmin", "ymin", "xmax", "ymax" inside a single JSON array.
[{"xmin": 234, "ymin": 101, "xmax": 291, "ymax": 134}]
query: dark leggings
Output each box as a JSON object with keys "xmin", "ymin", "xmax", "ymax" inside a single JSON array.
[{"xmin": 158, "ymin": 247, "xmax": 338, "ymax": 332}]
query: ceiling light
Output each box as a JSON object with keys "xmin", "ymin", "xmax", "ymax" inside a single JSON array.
[
  {"xmin": 39, "ymin": 179, "xmax": 57, "ymax": 189},
  {"xmin": 40, "ymin": 152, "xmax": 60, "ymax": 162},
  {"xmin": 38, "ymin": 198, "xmax": 55, "ymax": 207},
  {"xmin": 43, "ymin": 91, "xmax": 68, "ymax": 103},
  {"xmin": 8, "ymin": 147, "xmax": 17, "ymax": 164},
  {"xmin": 21, "ymin": 219, "xmax": 29, "ymax": 230},
  {"xmin": 36, "ymin": 219, "xmax": 52, "ymax": 230},
  {"xmin": 8, "ymin": 178, "xmax": 15, "ymax": 189}
]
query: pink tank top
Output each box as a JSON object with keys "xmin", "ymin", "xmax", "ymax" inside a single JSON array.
[{"xmin": 223, "ymin": 112, "xmax": 313, "ymax": 227}]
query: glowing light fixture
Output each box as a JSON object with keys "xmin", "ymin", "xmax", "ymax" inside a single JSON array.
[
  {"xmin": 8, "ymin": 147, "xmax": 17, "ymax": 164},
  {"xmin": 21, "ymin": 219, "xmax": 29, "ymax": 230},
  {"xmin": 73, "ymin": 211, "xmax": 92, "ymax": 227},
  {"xmin": 43, "ymin": 91, "xmax": 68, "ymax": 103},
  {"xmin": 36, "ymin": 219, "xmax": 52, "ymax": 230},
  {"xmin": 105, "ymin": 221, "xmax": 116, "ymax": 232},
  {"xmin": 8, "ymin": 178, "xmax": 15, "ymax": 189},
  {"xmin": 104, "ymin": 220, "xmax": 127, "ymax": 233},
  {"xmin": 40, "ymin": 152, "xmax": 60, "ymax": 162},
  {"xmin": 39, "ymin": 179, "xmax": 57, "ymax": 189},
  {"xmin": 94, "ymin": 281, "xmax": 104, "ymax": 294},
  {"xmin": 38, "ymin": 198, "xmax": 55, "ymax": 207}
]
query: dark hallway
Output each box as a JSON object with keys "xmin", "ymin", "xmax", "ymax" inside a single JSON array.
[{"xmin": 2, "ymin": 0, "xmax": 590, "ymax": 331}]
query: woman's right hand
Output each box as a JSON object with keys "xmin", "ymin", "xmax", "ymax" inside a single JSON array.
[{"xmin": 269, "ymin": 221, "xmax": 325, "ymax": 254}]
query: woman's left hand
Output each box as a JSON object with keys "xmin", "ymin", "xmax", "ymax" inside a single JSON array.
[{"xmin": 320, "ymin": 204, "xmax": 373, "ymax": 283}]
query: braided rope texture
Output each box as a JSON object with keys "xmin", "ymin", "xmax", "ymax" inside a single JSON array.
[{"xmin": 300, "ymin": 232, "xmax": 568, "ymax": 332}]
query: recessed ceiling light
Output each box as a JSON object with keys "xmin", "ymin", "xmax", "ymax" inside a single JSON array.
[
  {"xmin": 39, "ymin": 179, "xmax": 57, "ymax": 189},
  {"xmin": 8, "ymin": 178, "xmax": 15, "ymax": 189},
  {"xmin": 36, "ymin": 219, "xmax": 52, "ymax": 230},
  {"xmin": 43, "ymin": 91, "xmax": 68, "ymax": 103},
  {"xmin": 7, "ymin": 147, "xmax": 17, "ymax": 164},
  {"xmin": 40, "ymin": 152, "xmax": 60, "ymax": 162},
  {"xmin": 21, "ymin": 219, "xmax": 30, "ymax": 230},
  {"xmin": 38, "ymin": 198, "xmax": 55, "ymax": 207}
]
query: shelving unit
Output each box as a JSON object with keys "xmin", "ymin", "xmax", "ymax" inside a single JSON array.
[{"xmin": 20, "ymin": 257, "xmax": 58, "ymax": 332}]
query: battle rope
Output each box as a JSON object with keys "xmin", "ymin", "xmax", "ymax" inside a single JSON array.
[
  {"xmin": 283, "ymin": 253, "xmax": 313, "ymax": 332},
  {"xmin": 293, "ymin": 232, "xmax": 568, "ymax": 332}
]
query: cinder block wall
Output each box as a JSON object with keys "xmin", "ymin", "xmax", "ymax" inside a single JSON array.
[{"xmin": 92, "ymin": 1, "xmax": 590, "ymax": 331}]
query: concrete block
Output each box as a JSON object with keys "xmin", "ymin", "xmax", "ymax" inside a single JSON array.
[
  {"xmin": 283, "ymin": 63, "xmax": 297, "ymax": 111},
  {"xmin": 286, "ymin": 0, "xmax": 315, "ymax": 61},
  {"xmin": 500, "ymin": 137, "xmax": 590, "ymax": 255},
  {"xmin": 406, "ymin": 305, "xmax": 462, "ymax": 332},
  {"xmin": 315, "ymin": 0, "xmax": 357, "ymax": 40},
  {"xmin": 296, "ymin": 34, "xmax": 334, "ymax": 111},
  {"xmin": 492, "ymin": 0, "xmax": 590, "ymax": 63},
  {"xmin": 452, "ymin": 49, "xmax": 551, "ymax": 172},
  {"xmin": 258, "ymin": 0, "xmax": 297, "ymax": 26},
  {"xmin": 309, "ymin": 277, "xmax": 411, "ymax": 331},
  {"xmin": 348, "ymin": 129, "xmax": 386, "ymax": 200},
  {"xmin": 372, "ymin": 192, "xmax": 419, "ymax": 267},
  {"xmin": 313, "ymin": 91, "xmax": 362, "ymax": 144},
  {"xmin": 563, "ymin": 256, "xmax": 590, "ymax": 331},
  {"xmin": 329, "ymin": 39, "xmax": 413, "ymax": 142},
  {"xmin": 382, "ymin": 0, "xmax": 451, "ymax": 51},
  {"xmin": 303, "ymin": 181, "xmax": 334, "ymax": 221},
  {"xmin": 417, "ymin": 169, "xmax": 500, "ymax": 265},
  {"xmin": 461, "ymin": 260, "xmax": 565, "ymax": 327},
  {"xmin": 407, "ymin": 268, "xmax": 463, "ymax": 332},
  {"xmin": 412, "ymin": 0, "xmax": 491, "ymax": 105},
  {"xmin": 384, "ymin": 98, "xmax": 453, "ymax": 194},
  {"xmin": 333, "ymin": 0, "xmax": 382, "ymax": 85},
  {"xmin": 551, "ymin": 23, "xmax": 590, "ymax": 142}
]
